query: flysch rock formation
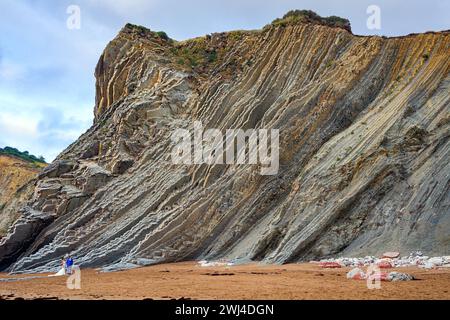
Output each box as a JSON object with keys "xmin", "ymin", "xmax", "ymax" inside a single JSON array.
[{"xmin": 0, "ymin": 11, "xmax": 449, "ymax": 273}]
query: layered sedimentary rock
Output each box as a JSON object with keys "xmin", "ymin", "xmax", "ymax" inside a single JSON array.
[
  {"xmin": 0, "ymin": 155, "xmax": 44, "ymax": 237},
  {"xmin": 0, "ymin": 13, "xmax": 449, "ymax": 273}
]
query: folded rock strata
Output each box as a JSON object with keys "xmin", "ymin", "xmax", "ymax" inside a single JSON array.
[{"xmin": 0, "ymin": 14, "xmax": 449, "ymax": 273}]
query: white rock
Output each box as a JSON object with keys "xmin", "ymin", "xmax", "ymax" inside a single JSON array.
[
  {"xmin": 347, "ymin": 268, "xmax": 366, "ymax": 279},
  {"xmin": 422, "ymin": 261, "xmax": 435, "ymax": 269},
  {"xmin": 428, "ymin": 257, "xmax": 445, "ymax": 266}
]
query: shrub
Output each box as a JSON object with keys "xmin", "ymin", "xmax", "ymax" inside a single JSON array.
[
  {"xmin": 156, "ymin": 31, "xmax": 169, "ymax": 41},
  {"xmin": 270, "ymin": 10, "xmax": 350, "ymax": 31},
  {"xmin": 207, "ymin": 50, "xmax": 217, "ymax": 63},
  {"xmin": 125, "ymin": 23, "xmax": 150, "ymax": 35},
  {"xmin": 229, "ymin": 31, "xmax": 244, "ymax": 41},
  {"xmin": 0, "ymin": 146, "xmax": 46, "ymax": 164},
  {"xmin": 172, "ymin": 38, "xmax": 220, "ymax": 70}
]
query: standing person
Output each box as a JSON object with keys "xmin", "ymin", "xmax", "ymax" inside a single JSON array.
[
  {"xmin": 63, "ymin": 254, "xmax": 69, "ymax": 274},
  {"xmin": 66, "ymin": 255, "xmax": 74, "ymax": 275},
  {"xmin": 61, "ymin": 256, "xmax": 67, "ymax": 275}
]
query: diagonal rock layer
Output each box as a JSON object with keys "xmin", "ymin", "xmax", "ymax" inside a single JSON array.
[{"xmin": 1, "ymin": 13, "xmax": 449, "ymax": 273}]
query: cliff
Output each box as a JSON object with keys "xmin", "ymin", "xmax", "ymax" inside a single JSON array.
[
  {"xmin": 0, "ymin": 154, "xmax": 44, "ymax": 236},
  {"xmin": 0, "ymin": 12, "xmax": 449, "ymax": 273}
]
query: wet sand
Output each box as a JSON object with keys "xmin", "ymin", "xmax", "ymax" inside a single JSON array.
[{"xmin": 0, "ymin": 262, "xmax": 449, "ymax": 300}]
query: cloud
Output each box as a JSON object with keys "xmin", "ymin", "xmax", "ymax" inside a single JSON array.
[
  {"xmin": 0, "ymin": 91, "xmax": 92, "ymax": 162},
  {"xmin": 35, "ymin": 107, "xmax": 90, "ymax": 161},
  {"xmin": 0, "ymin": 60, "xmax": 26, "ymax": 82},
  {"xmin": 0, "ymin": 113, "xmax": 37, "ymax": 137},
  {"xmin": 87, "ymin": 0, "xmax": 157, "ymax": 16},
  {"xmin": 0, "ymin": 109, "xmax": 90, "ymax": 162}
]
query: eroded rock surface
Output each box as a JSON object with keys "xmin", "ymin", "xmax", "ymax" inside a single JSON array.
[
  {"xmin": 0, "ymin": 14, "xmax": 449, "ymax": 273},
  {"xmin": 0, "ymin": 154, "xmax": 44, "ymax": 238}
]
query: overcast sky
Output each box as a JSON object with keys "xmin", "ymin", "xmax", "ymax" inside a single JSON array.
[{"xmin": 0, "ymin": 0, "xmax": 448, "ymax": 161}]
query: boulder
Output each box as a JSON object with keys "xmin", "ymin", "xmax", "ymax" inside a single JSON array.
[
  {"xmin": 80, "ymin": 141, "xmax": 100, "ymax": 159},
  {"xmin": 422, "ymin": 261, "xmax": 435, "ymax": 269},
  {"xmin": 78, "ymin": 163, "xmax": 113, "ymax": 194},
  {"xmin": 38, "ymin": 160, "xmax": 76, "ymax": 179},
  {"xmin": 376, "ymin": 260, "xmax": 393, "ymax": 269},
  {"xmin": 34, "ymin": 180, "xmax": 62, "ymax": 199},
  {"xmin": 319, "ymin": 262, "xmax": 342, "ymax": 268},
  {"xmin": 428, "ymin": 257, "xmax": 445, "ymax": 266},
  {"xmin": 382, "ymin": 252, "xmax": 400, "ymax": 259},
  {"xmin": 388, "ymin": 272, "xmax": 414, "ymax": 281},
  {"xmin": 346, "ymin": 268, "xmax": 365, "ymax": 280}
]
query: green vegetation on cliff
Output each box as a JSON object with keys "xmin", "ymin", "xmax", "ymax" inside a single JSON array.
[
  {"xmin": 123, "ymin": 23, "xmax": 173, "ymax": 43},
  {"xmin": 0, "ymin": 146, "xmax": 46, "ymax": 164},
  {"xmin": 270, "ymin": 10, "xmax": 351, "ymax": 32}
]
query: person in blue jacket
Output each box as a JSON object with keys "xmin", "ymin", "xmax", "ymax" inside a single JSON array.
[{"xmin": 65, "ymin": 255, "xmax": 74, "ymax": 275}]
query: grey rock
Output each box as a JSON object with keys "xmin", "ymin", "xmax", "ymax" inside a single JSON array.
[
  {"xmin": 388, "ymin": 272, "xmax": 414, "ymax": 281},
  {"xmin": 38, "ymin": 160, "xmax": 76, "ymax": 179},
  {"xmin": 112, "ymin": 158, "xmax": 134, "ymax": 174},
  {"xmin": 0, "ymin": 18, "xmax": 449, "ymax": 273}
]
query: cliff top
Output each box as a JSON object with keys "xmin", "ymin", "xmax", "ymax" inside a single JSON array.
[
  {"xmin": 113, "ymin": 10, "xmax": 351, "ymax": 78},
  {"xmin": 269, "ymin": 10, "xmax": 351, "ymax": 32},
  {"xmin": 119, "ymin": 9, "xmax": 450, "ymax": 45},
  {"xmin": 120, "ymin": 10, "xmax": 351, "ymax": 40},
  {"xmin": 0, "ymin": 147, "xmax": 47, "ymax": 166}
]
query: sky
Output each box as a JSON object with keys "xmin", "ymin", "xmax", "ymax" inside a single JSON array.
[{"xmin": 0, "ymin": 0, "xmax": 448, "ymax": 162}]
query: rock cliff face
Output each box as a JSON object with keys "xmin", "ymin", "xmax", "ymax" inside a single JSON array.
[
  {"xmin": 0, "ymin": 13, "xmax": 449, "ymax": 273},
  {"xmin": 0, "ymin": 155, "xmax": 44, "ymax": 237}
]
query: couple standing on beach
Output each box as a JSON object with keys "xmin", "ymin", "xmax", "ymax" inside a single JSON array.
[{"xmin": 61, "ymin": 254, "xmax": 74, "ymax": 275}]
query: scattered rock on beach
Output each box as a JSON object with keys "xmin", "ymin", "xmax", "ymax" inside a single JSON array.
[
  {"xmin": 376, "ymin": 260, "xmax": 393, "ymax": 269},
  {"xmin": 346, "ymin": 269, "xmax": 414, "ymax": 282},
  {"xmin": 315, "ymin": 252, "xmax": 450, "ymax": 269},
  {"xmin": 388, "ymin": 272, "xmax": 414, "ymax": 281},
  {"xmin": 346, "ymin": 268, "xmax": 366, "ymax": 280},
  {"xmin": 382, "ymin": 252, "xmax": 400, "ymax": 259},
  {"xmin": 319, "ymin": 262, "xmax": 342, "ymax": 268}
]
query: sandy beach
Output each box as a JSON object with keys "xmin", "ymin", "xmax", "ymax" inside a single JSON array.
[{"xmin": 1, "ymin": 262, "xmax": 449, "ymax": 300}]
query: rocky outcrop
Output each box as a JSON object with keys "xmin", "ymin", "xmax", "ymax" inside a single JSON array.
[
  {"xmin": 0, "ymin": 155, "xmax": 44, "ymax": 237},
  {"xmin": 0, "ymin": 12, "xmax": 449, "ymax": 273}
]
